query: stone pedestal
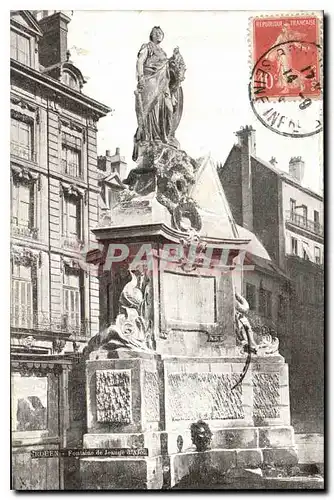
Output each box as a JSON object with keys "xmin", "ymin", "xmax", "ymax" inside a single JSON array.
[
  {"xmin": 80, "ymin": 351, "xmax": 296, "ymax": 489},
  {"xmin": 80, "ymin": 154, "xmax": 297, "ymax": 489}
]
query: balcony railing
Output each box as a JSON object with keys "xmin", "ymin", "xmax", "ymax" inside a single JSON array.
[
  {"xmin": 61, "ymin": 159, "xmax": 82, "ymax": 178},
  {"xmin": 11, "ymin": 142, "xmax": 37, "ymax": 163},
  {"xmin": 10, "ymin": 311, "xmax": 90, "ymax": 338},
  {"xmin": 285, "ymin": 210, "xmax": 323, "ymax": 236},
  {"xmin": 62, "ymin": 235, "xmax": 84, "ymax": 251},
  {"xmin": 11, "ymin": 219, "xmax": 39, "ymax": 239}
]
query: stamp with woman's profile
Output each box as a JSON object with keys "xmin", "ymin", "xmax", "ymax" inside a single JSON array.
[{"xmin": 249, "ymin": 15, "xmax": 323, "ymax": 138}]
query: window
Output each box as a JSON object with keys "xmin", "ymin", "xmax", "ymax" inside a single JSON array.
[
  {"xmin": 314, "ymin": 210, "xmax": 320, "ymax": 233},
  {"xmin": 61, "ymin": 133, "xmax": 82, "ymax": 177},
  {"xmin": 62, "ymin": 72, "xmax": 79, "ymax": 90},
  {"xmin": 290, "ymin": 198, "xmax": 296, "ymax": 214},
  {"xmin": 314, "ymin": 210, "xmax": 319, "ymax": 224},
  {"xmin": 315, "ymin": 246, "xmax": 321, "ymax": 265},
  {"xmin": 301, "ymin": 205, "xmax": 308, "ymax": 225},
  {"xmin": 291, "ymin": 236, "xmax": 298, "ymax": 255},
  {"xmin": 302, "ymin": 242, "xmax": 311, "ymax": 261},
  {"xmin": 11, "ymin": 262, "xmax": 35, "ymax": 328},
  {"xmin": 11, "ymin": 117, "xmax": 34, "ymax": 161},
  {"xmin": 246, "ymin": 283, "xmax": 256, "ymax": 310},
  {"xmin": 63, "ymin": 195, "xmax": 81, "ymax": 242},
  {"xmin": 11, "ymin": 180, "xmax": 35, "ymax": 229},
  {"xmin": 63, "ymin": 270, "xmax": 83, "ymax": 333},
  {"xmin": 259, "ymin": 288, "xmax": 272, "ymax": 318},
  {"xmin": 10, "ymin": 30, "xmax": 31, "ymax": 66},
  {"xmin": 107, "ymin": 187, "xmax": 120, "ymax": 209}
]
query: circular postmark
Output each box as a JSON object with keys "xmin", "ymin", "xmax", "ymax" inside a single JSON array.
[{"xmin": 249, "ymin": 40, "xmax": 323, "ymax": 138}]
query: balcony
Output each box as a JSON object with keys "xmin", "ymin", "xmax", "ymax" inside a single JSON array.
[
  {"xmin": 61, "ymin": 159, "xmax": 82, "ymax": 178},
  {"xmin": 11, "ymin": 219, "xmax": 38, "ymax": 239},
  {"xmin": 11, "ymin": 142, "xmax": 37, "ymax": 163},
  {"xmin": 285, "ymin": 210, "xmax": 323, "ymax": 237},
  {"xmin": 10, "ymin": 311, "xmax": 90, "ymax": 338},
  {"xmin": 62, "ymin": 234, "xmax": 84, "ymax": 251}
]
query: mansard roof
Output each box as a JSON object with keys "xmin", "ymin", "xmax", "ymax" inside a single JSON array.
[{"xmin": 10, "ymin": 10, "xmax": 43, "ymax": 37}]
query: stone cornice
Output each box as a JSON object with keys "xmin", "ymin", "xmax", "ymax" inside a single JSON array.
[
  {"xmin": 11, "ymin": 58, "xmax": 111, "ymax": 118},
  {"xmin": 92, "ymin": 223, "xmax": 251, "ymax": 249}
]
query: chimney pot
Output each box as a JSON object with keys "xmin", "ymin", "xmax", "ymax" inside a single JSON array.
[
  {"xmin": 106, "ymin": 150, "xmax": 110, "ymax": 157},
  {"xmin": 289, "ymin": 156, "xmax": 305, "ymax": 183},
  {"xmin": 235, "ymin": 125, "xmax": 256, "ymax": 156},
  {"xmin": 115, "ymin": 147, "xmax": 120, "ymax": 155}
]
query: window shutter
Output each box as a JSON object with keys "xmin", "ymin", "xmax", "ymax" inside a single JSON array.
[
  {"xmin": 12, "ymin": 278, "xmax": 32, "ymax": 328},
  {"xmin": 18, "ymin": 183, "xmax": 31, "ymax": 226}
]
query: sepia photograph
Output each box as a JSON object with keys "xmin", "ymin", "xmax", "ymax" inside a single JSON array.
[{"xmin": 9, "ymin": 8, "xmax": 324, "ymax": 490}]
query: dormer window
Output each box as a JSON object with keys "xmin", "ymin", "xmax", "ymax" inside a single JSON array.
[
  {"xmin": 62, "ymin": 71, "xmax": 80, "ymax": 91},
  {"xmin": 10, "ymin": 29, "xmax": 31, "ymax": 66}
]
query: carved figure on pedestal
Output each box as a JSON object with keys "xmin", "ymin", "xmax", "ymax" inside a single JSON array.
[
  {"xmin": 132, "ymin": 27, "xmax": 186, "ymax": 161},
  {"xmin": 232, "ymin": 290, "xmax": 281, "ymax": 391},
  {"xmin": 235, "ymin": 291, "xmax": 258, "ymax": 354},
  {"xmin": 85, "ymin": 270, "xmax": 155, "ymax": 357},
  {"xmin": 232, "ymin": 291, "xmax": 258, "ymax": 391}
]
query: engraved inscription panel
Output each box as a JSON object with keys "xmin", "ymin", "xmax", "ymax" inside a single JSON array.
[
  {"xmin": 96, "ymin": 369, "xmax": 132, "ymax": 424},
  {"xmin": 253, "ymin": 373, "xmax": 280, "ymax": 419},
  {"xmin": 163, "ymin": 273, "xmax": 215, "ymax": 324},
  {"xmin": 168, "ymin": 372, "xmax": 243, "ymax": 421},
  {"xmin": 144, "ymin": 371, "xmax": 160, "ymax": 422}
]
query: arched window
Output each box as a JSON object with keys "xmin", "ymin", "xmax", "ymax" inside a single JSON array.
[{"xmin": 62, "ymin": 71, "xmax": 79, "ymax": 91}]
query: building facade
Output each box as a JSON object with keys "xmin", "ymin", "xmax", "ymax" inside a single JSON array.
[
  {"xmin": 10, "ymin": 10, "xmax": 110, "ymax": 489},
  {"xmin": 219, "ymin": 126, "xmax": 324, "ymax": 443}
]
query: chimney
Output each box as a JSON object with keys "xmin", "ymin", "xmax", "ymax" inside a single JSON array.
[
  {"xmin": 109, "ymin": 148, "xmax": 127, "ymax": 180},
  {"xmin": 235, "ymin": 126, "xmax": 256, "ymax": 231},
  {"xmin": 97, "ymin": 148, "xmax": 128, "ymax": 180},
  {"xmin": 289, "ymin": 156, "xmax": 305, "ymax": 183},
  {"xmin": 37, "ymin": 11, "xmax": 72, "ymax": 68},
  {"xmin": 235, "ymin": 125, "xmax": 256, "ymax": 156}
]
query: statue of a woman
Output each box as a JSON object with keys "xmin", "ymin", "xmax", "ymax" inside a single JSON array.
[{"xmin": 132, "ymin": 26, "xmax": 186, "ymax": 161}]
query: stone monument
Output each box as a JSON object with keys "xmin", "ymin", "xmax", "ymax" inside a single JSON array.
[{"xmin": 80, "ymin": 28, "xmax": 297, "ymax": 490}]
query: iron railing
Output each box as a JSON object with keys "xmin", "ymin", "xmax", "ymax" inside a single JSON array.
[
  {"xmin": 62, "ymin": 235, "xmax": 84, "ymax": 251},
  {"xmin": 11, "ymin": 142, "xmax": 37, "ymax": 163},
  {"xmin": 10, "ymin": 311, "xmax": 90, "ymax": 338},
  {"xmin": 11, "ymin": 219, "xmax": 39, "ymax": 239},
  {"xmin": 285, "ymin": 210, "xmax": 323, "ymax": 236}
]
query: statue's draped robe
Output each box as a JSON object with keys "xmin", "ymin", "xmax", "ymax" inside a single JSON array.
[{"xmin": 133, "ymin": 42, "xmax": 178, "ymax": 161}]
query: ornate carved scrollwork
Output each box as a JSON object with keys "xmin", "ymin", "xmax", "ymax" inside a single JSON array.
[
  {"xmin": 60, "ymin": 117, "xmax": 84, "ymax": 134},
  {"xmin": 11, "ymin": 109, "xmax": 33, "ymax": 124},
  {"xmin": 11, "ymin": 165, "xmax": 40, "ymax": 185},
  {"xmin": 11, "ymin": 95, "xmax": 38, "ymax": 113},
  {"xmin": 52, "ymin": 339, "xmax": 66, "ymax": 354},
  {"xmin": 11, "ymin": 245, "xmax": 41, "ymax": 268},
  {"xmin": 178, "ymin": 230, "xmax": 207, "ymax": 272},
  {"xmin": 85, "ymin": 268, "xmax": 155, "ymax": 357},
  {"xmin": 11, "ymin": 361, "xmax": 63, "ymax": 377},
  {"xmin": 61, "ymin": 256, "xmax": 82, "ymax": 273},
  {"xmin": 123, "ymin": 143, "xmax": 202, "ymax": 234},
  {"xmin": 60, "ymin": 181, "xmax": 86, "ymax": 199}
]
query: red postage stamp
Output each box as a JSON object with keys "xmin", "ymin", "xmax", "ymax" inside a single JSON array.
[{"xmin": 251, "ymin": 15, "xmax": 321, "ymax": 100}]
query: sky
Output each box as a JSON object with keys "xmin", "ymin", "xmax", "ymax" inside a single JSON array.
[{"xmin": 67, "ymin": 10, "xmax": 323, "ymax": 193}]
